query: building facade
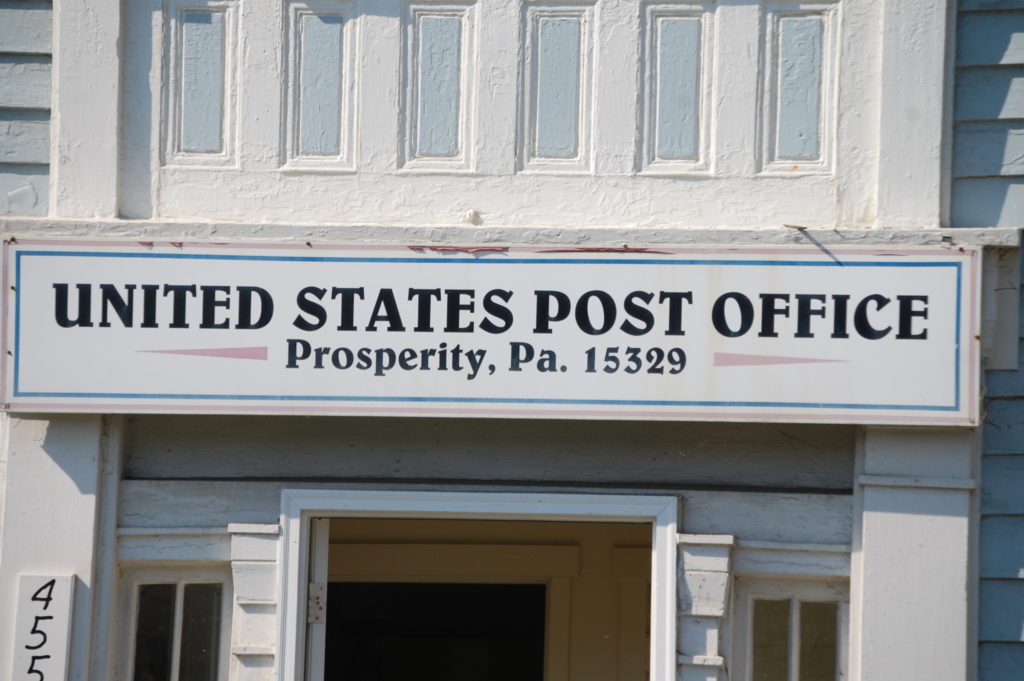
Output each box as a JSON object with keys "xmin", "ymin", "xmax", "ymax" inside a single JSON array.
[{"xmin": 0, "ymin": 0, "xmax": 1021, "ymax": 680}]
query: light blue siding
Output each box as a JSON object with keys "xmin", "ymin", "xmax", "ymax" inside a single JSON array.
[
  {"xmin": 984, "ymin": 399, "xmax": 1024, "ymax": 454},
  {"xmin": 0, "ymin": 56, "xmax": 50, "ymax": 109},
  {"xmin": 0, "ymin": 164, "xmax": 47, "ymax": 215},
  {"xmin": 980, "ymin": 581, "xmax": 1024, "ymax": 641},
  {"xmin": 180, "ymin": 11, "xmax": 225, "ymax": 154},
  {"xmin": 0, "ymin": 2, "xmax": 52, "ymax": 54},
  {"xmin": 955, "ymin": 67, "xmax": 1024, "ymax": 121},
  {"xmin": 981, "ymin": 517, "xmax": 1024, "ymax": 578},
  {"xmin": 298, "ymin": 13, "xmax": 343, "ymax": 156},
  {"xmin": 958, "ymin": 12, "xmax": 1024, "ymax": 65},
  {"xmin": 988, "ymin": 345, "xmax": 1024, "ymax": 395},
  {"xmin": 776, "ymin": 16, "xmax": 822, "ymax": 159},
  {"xmin": 655, "ymin": 17, "xmax": 701, "ymax": 160},
  {"xmin": 416, "ymin": 15, "xmax": 462, "ymax": 158},
  {"xmin": 535, "ymin": 16, "xmax": 581, "ymax": 158},
  {"xmin": 951, "ymin": 178, "xmax": 1024, "ymax": 226},
  {"xmin": 0, "ymin": 109, "xmax": 47, "ymax": 164},
  {"xmin": 982, "ymin": 456, "xmax": 1024, "ymax": 515},
  {"xmin": 962, "ymin": 0, "xmax": 1024, "ymax": 11},
  {"xmin": 954, "ymin": 123, "xmax": 1024, "ymax": 176}
]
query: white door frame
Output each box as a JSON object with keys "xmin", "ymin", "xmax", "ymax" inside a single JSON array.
[{"xmin": 277, "ymin": 489, "xmax": 679, "ymax": 681}]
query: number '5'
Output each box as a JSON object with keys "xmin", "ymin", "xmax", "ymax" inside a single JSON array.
[
  {"xmin": 26, "ymin": 654, "xmax": 50, "ymax": 680},
  {"xmin": 25, "ymin": 615, "xmax": 52, "ymax": 651}
]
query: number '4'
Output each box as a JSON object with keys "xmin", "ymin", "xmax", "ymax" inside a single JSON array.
[{"xmin": 31, "ymin": 580, "xmax": 56, "ymax": 611}]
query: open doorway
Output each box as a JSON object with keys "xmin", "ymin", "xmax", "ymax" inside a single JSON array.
[{"xmin": 279, "ymin": 491, "xmax": 678, "ymax": 681}]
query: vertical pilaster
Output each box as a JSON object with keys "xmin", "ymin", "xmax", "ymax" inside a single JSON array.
[
  {"xmin": 229, "ymin": 522, "xmax": 281, "ymax": 681},
  {"xmin": 0, "ymin": 415, "xmax": 105, "ymax": 680},
  {"xmin": 850, "ymin": 427, "xmax": 978, "ymax": 681}
]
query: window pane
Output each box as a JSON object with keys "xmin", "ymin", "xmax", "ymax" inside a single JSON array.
[
  {"xmin": 133, "ymin": 584, "xmax": 177, "ymax": 681},
  {"xmin": 798, "ymin": 601, "xmax": 838, "ymax": 681},
  {"xmin": 179, "ymin": 583, "xmax": 223, "ymax": 681},
  {"xmin": 752, "ymin": 599, "xmax": 790, "ymax": 681}
]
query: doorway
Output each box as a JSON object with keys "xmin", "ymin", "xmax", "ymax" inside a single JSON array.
[{"xmin": 278, "ymin": 491, "xmax": 678, "ymax": 681}]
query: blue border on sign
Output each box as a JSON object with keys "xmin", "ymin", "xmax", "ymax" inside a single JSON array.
[{"xmin": 12, "ymin": 250, "xmax": 964, "ymax": 412}]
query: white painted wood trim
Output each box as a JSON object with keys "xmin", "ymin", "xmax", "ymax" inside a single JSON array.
[
  {"xmin": 277, "ymin": 489, "xmax": 677, "ymax": 681},
  {"xmin": 875, "ymin": 0, "xmax": 951, "ymax": 228},
  {"xmin": 50, "ymin": 0, "xmax": 120, "ymax": 217},
  {"xmin": 2, "ymin": 218, "xmax": 1019, "ymax": 247}
]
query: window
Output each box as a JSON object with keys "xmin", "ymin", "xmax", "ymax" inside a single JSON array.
[
  {"xmin": 125, "ymin": 571, "xmax": 232, "ymax": 681},
  {"xmin": 732, "ymin": 578, "xmax": 847, "ymax": 681}
]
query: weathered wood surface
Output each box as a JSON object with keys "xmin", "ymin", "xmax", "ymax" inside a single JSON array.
[
  {"xmin": 954, "ymin": 123, "xmax": 1024, "ymax": 177},
  {"xmin": 125, "ymin": 415, "xmax": 855, "ymax": 489},
  {"xmin": 0, "ymin": 2, "xmax": 51, "ymax": 55},
  {"xmin": 0, "ymin": 56, "xmax": 50, "ymax": 109},
  {"xmin": 118, "ymin": 480, "xmax": 852, "ymax": 545},
  {"xmin": 0, "ymin": 113, "xmax": 48, "ymax": 164},
  {"xmin": 980, "ymin": 642, "xmax": 1024, "ymax": 678},
  {"xmin": 984, "ymin": 400, "xmax": 1024, "ymax": 454},
  {"xmin": 0, "ymin": 164, "xmax": 47, "ymax": 215}
]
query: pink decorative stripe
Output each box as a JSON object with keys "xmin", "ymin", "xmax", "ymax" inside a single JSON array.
[
  {"xmin": 714, "ymin": 352, "xmax": 844, "ymax": 367},
  {"xmin": 141, "ymin": 346, "xmax": 268, "ymax": 360}
]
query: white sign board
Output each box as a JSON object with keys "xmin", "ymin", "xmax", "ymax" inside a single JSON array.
[
  {"xmin": 11, "ymin": 575, "xmax": 74, "ymax": 681},
  {"xmin": 2, "ymin": 240, "xmax": 979, "ymax": 425}
]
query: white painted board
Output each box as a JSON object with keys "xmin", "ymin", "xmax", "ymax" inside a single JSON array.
[
  {"xmin": 1, "ymin": 240, "xmax": 979, "ymax": 425},
  {"xmin": 11, "ymin": 575, "xmax": 74, "ymax": 681}
]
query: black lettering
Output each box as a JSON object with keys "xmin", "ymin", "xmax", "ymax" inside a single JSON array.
[
  {"xmin": 759, "ymin": 294, "xmax": 791, "ymax": 338},
  {"xmin": 795, "ymin": 294, "xmax": 827, "ymax": 338},
  {"xmin": 237, "ymin": 286, "xmax": 273, "ymax": 329},
  {"xmin": 200, "ymin": 285, "xmax": 231, "ymax": 329},
  {"xmin": 712, "ymin": 292, "xmax": 754, "ymax": 337},
  {"xmin": 163, "ymin": 284, "xmax": 197, "ymax": 328},
  {"xmin": 99, "ymin": 284, "xmax": 135, "ymax": 327},
  {"xmin": 658, "ymin": 291, "xmax": 693, "ymax": 336},
  {"xmin": 621, "ymin": 291, "xmax": 655, "ymax": 336},
  {"xmin": 896, "ymin": 295, "xmax": 929, "ymax": 339},
  {"xmin": 534, "ymin": 290, "xmax": 571, "ymax": 333},
  {"xmin": 408, "ymin": 288, "xmax": 442, "ymax": 332},
  {"xmin": 831, "ymin": 294, "xmax": 850, "ymax": 339},
  {"xmin": 366, "ymin": 289, "xmax": 406, "ymax": 332},
  {"xmin": 854, "ymin": 294, "xmax": 892, "ymax": 340},
  {"xmin": 293, "ymin": 287, "xmax": 327, "ymax": 331},
  {"xmin": 575, "ymin": 290, "xmax": 616, "ymax": 335},
  {"xmin": 444, "ymin": 289, "xmax": 475, "ymax": 333},
  {"xmin": 480, "ymin": 289, "xmax": 514, "ymax": 334},
  {"xmin": 53, "ymin": 283, "xmax": 92, "ymax": 327},
  {"xmin": 331, "ymin": 287, "xmax": 365, "ymax": 331}
]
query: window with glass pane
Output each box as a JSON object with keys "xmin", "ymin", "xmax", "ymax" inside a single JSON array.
[
  {"xmin": 751, "ymin": 598, "xmax": 838, "ymax": 681},
  {"xmin": 132, "ymin": 582, "xmax": 224, "ymax": 681}
]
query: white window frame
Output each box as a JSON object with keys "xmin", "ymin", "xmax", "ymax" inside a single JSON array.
[
  {"xmin": 119, "ymin": 565, "xmax": 234, "ymax": 681},
  {"xmin": 277, "ymin": 489, "xmax": 678, "ymax": 681},
  {"xmin": 730, "ymin": 576, "xmax": 849, "ymax": 681}
]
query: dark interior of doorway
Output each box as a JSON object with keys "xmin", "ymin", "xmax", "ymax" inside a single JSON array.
[{"xmin": 325, "ymin": 582, "xmax": 546, "ymax": 681}]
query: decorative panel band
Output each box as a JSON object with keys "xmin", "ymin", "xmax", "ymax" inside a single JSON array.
[
  {"xmin": 520, "ymin": 3, "xmax": 593, "ymax": 173},
  {"xmin": 285, "ymin": 1, "xmax": 356, "ymax": 170},
  {"xmin": 166, "ymin": 2, "xmax": 236, "ymax": 166},
  {"xmin": 762, "ymin": 4, "xmax": 835, "ymax": 173},
  {"xmin": 641, "ymin": 3, "xmax": 712, "ymax": 174},
  {"xmin": 402, "ymin": 2, "xmax": 476, "ymax": 170}
]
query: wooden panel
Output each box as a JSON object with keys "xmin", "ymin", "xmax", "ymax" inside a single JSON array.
[
  {"xmin": 980, "ymin": 516, "xmax": 1024, "ymax": 578},
  {"xmin": 297, "ymin": 12, "xmax": 344, "ymax": 156},
  {"xmin": 981, "ymin": 455, "xmax": 1024, "ymax": 511},
  {"xmin": 124, "ymin": 415, "xmax": 855, "ymax": 489},
  {"xmin": 413, "ymin": 14, "xmax": 462, "ymax": 157},
  {"xmin": 179, "ymin": 10, "xmax": 226, "ymax": 153},
  {"xmin": 954, "ymin": 122, "xmax": 1024, "ymax": 176},
  {"xmin": 983, "ymin": 400, "xmax": 1024, "ymax": 454},
  {"xmin": 986, "ymin": 347, "xmax": 1024, "ymax": 396},
  {"xmin": 0, "ymin": 163, "xmax": 47, "ymax": 215},
  {"xmin": 951, "ymin": 177, "xmax": 1024, "ymax": 226},
  {"xmin": 653, "ymin": 16, "xmax": 701, "ymax": 160},
  {"xmin": 0, "ymin": 111, "xmax": 48, "ymax": 164},
  {"xmin": 328, "ymin": 543, "xmax": 580, "ymax": 579},
  {"xmin": 958, "ymin": 12, "xmax": 1024, "ymax": 66},
  {"xmin": 0, "ymin": 1, "xmax": 52, "ymax": 54},
  {"xmin": 979, "ymin": 579, "xmax": 1024, "ymax": 641},
  {"xmin": 775, "ymin": 15, "xmax": 823, "ymax": 159},
  {"xmin": 0, "ymin": 55, "xmax": 50, "ymax": 109},
  {"xmin": 979, "ymin": 642, "xmax": 1024, "ymax": 679},
  {"xmin": 955, "ymin": 66, "xmax": 1024, "ymax": 120}
]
